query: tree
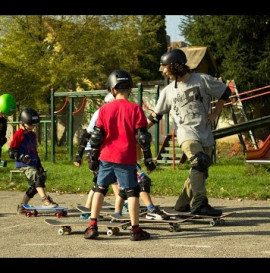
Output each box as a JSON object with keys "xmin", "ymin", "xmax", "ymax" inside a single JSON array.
[
  {"xmin": 180, "ymin": 15, "xmax": 270, "ymax": 139},
  {"xmin": 137, "ymin": 15, "xmax": 168, "ymax": 81}
]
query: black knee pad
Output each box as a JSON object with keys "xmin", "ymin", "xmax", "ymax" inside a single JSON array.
[
  {"xmin": 126, "ymin": 185, "xmax": 140, "ymax": 198},
  {"xmin": 26, "ymin": 186, "xmax": 38, "ymax": 198},
  {"xmin": 35, "ymin": 171, "xmax": 46, "ymax": 187},
  {"xmin": 139, "ymin": 176, "xmax": 152, "ymax": 193},
  {"xmin": 191, "ymin": 151, "xmax": 211, "ymax": 178},
  {"xmin": 95, "ymin": 185, "xmax": 109, "ymax": 196},
  {"xmin": 91, "ymin": 183, "xmax": 97, "ymax": 192},
  {"xmin": 191, "ymin": 151, "xmax": 211, "ymax": 172},
  {"xmin": 118, "ymin": 189, "xmax": 127, "ymax": 200}
]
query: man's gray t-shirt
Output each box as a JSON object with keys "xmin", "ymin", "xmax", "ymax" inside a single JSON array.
[{"xmin": 154, "ymin": 73, "xmax": 227, "ymax": 147}]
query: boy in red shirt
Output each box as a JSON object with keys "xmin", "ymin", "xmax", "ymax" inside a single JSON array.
[{"xmin": 84, "ymin": 69, "xmax": 156, "ymax": 241}]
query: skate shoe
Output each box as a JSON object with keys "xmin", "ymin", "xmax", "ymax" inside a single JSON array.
[
  {"xmin": 146, "ymin": 206, "xmax": 170, "ymax": 220},
  {"xmin": 80, "ymin": 213, "xmax": 91, "ymax": 220},
  {"xmin": 17, "ymin": 204, "xmax": 27, "ymax": 215},
  {"xmin": 130, "ymin": 227, "xmax": 150, "ymax": 241},
  {"xmin": 84, "ymin": 225, "xmax": 99, "ymax": 239},
  {"xmin": 192, "ymin": 204, "xmax": 222, "ymax": 216},
  {"xmin": 42, "ymin": 195, "xmax": 58, "ymax": 208}
]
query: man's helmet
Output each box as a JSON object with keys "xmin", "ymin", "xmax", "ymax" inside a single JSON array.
[
  {"xmin": 20, "ymin": 108, "xmax": 40, "ymax": 125},
  {"xmin": 160, "ymin": 49, "xmax": 187, "ymax": 66},
  {"xmin": 0, "ymin": 94, "xmax": 16, "ymax": 116},
  {"xmin": 104, "ymin": 93, "xmax": 115, "ymax": 103},
  {"xmin": 107, "ymin": 69, "xmax": 133, "ymax": 91}
]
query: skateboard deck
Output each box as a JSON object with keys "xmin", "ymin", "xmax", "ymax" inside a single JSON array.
[
  {"xmin": 44, "ymin": 218, "xmax": 130, "ymax": 236},
  {"xmin": 22, "ymin": 204, "xmax": 68, "ymax": 218},
  {"xmin": 110, "ymin": 213, "xmax": 196, "ymax": 232},
  {"xmin": 162, "ymin": 208, "xmax": 235, "ymax": 226}
]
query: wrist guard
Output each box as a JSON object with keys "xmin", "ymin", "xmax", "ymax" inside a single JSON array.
[
  {"xmin": 89, "ymin": 148, "xmax": 100, "ymax": 171},
  {"xmin": 18, "ymin": 154, "xmax": 31, "ymax": 164},
  {"xmin": 147, "ymin": 113, "xmax": 163, "ymax": 124},
  {"xmin": 143, "ymin": 149, "xmax": 156, "ymax": 172},
  {"xmin": 74, "ymin": 147, "xmax": 84, "ymax": 164}
]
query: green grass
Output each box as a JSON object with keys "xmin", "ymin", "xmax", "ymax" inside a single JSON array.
[{"xmin": 1, "ymin": 143, "xmax": 270, "ymax": 200}]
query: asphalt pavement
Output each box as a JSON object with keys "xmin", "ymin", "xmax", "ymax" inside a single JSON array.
[{"xmin": 1, "ymin": 190, "xmax": 270, "ymax": 262}]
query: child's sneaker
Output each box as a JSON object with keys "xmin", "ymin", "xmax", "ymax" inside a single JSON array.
[
  {"xmin": 146, "ymin": 206, "xmax": 170, "ymax": 220},
  {"xmin": 80, "ymin": 213, "xmax": 90, "ymax": 220},
  {"xmin": 42, "ymin": 195, "xmax": 58, "ymax": 208},
  {"xmin": 84, "ymin": 226, "xmax": 99, "ymax": 239},
  {"xmin": 130, "ymin": 227, "xmax": 150, "ymax": 241},
  {"xmin": 17, "ymin": 204, "xmax": 27, "ymax": 215}
]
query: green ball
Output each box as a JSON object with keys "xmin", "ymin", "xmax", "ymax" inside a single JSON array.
[{"xmin": 0, "ymin": 94, "xmax": 16, "ymax": 116}]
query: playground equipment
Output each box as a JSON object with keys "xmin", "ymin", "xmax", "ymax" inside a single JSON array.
[
  {"xmin": 157, "ymin": 82, "xmax": 270, "ymax": 167},
  {"xmin": 50, "ymin": 84, "xmax": 160, "ymax": 163}
]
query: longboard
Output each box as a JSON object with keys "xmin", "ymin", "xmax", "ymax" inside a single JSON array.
[
  {"xmin": 162, "ymin": 208, "xmax": 235, "ymax": 226},
  {"xmin": 22, "ymin": 204, "xmax": 68, "ymax": 218},
  {"xmin": 44, "ymin": 218, "xmax": 130, "ymax": 236},
  {"xmin": 110, "ymin": 213, "xmax": 196, "ymax": 232}
]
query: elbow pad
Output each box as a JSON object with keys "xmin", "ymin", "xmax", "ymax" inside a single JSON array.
[
  {"xmin": 90, "ymin": 126, "xmax": 104, "ymax": 149},
  {"xmin": 136, "ymin": 128, "xmax": 152, "ymax": 151},
  {"xmin": 8, "ymin": 148, "xmax": 19, "ymax": 160},
  {"xmin": 220, "ymin": 86, "xmax": 232, "ymax": 102},
  {"xmin": 79, "ymin": 129, "xmax": 91, "ymax": 148}
]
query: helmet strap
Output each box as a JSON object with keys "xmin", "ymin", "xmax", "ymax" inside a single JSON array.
[{"xmin": 174, "ymin": 76, "xmax": 178, "ymax": 88}]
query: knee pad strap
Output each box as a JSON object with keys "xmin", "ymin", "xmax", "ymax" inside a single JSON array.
[{"xmin": 95, "ymin": 185, "xmax": 109, "ymax": 196}]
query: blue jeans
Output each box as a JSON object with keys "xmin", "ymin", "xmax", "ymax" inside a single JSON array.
[{"xmin": 97, "ymin": 161, "xmax": 138, "ymax": 189}]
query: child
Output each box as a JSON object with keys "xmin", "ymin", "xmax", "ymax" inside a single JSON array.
[
  {"xmin": 74, "ymin": 93, "xmax": 119, "ymax": 215},
  {"xmin": 84, "ymin": 69, "xmax": 156, "ymax": 241},
  {"xmin": 114, "ymin": 160, "xmax": 169, "ymax": 220},
  {"xmin": 0, "ymin": 93, "xmax": 16, "ymax": 166},
  {"xmin": 8, "ymin": 107, "xmax": 58, "ymax": 213}
]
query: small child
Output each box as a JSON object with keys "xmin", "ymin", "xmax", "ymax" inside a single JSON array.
[
  {"xmin": 74, "ymin": 93, "xmax": 119, "ymax": 216},
  {"xmin": 8, "ymin": 107, "xmax": 58, "ymax": 213},
  {"xmin": 0, "ymin": 94, "xmax": 16, "ymax": 166}
]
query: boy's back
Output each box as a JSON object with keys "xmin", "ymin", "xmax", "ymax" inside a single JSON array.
[{"xmin": 97, "ymin": 99, "xmax": 147, "ymax": 165}]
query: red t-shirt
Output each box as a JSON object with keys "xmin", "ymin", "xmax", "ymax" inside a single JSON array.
[{"xmin": 96, "ymin": 99, "xmax": 147, "ymax": 165}]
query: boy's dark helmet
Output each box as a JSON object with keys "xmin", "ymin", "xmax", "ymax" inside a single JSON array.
[
  {"xmin": 160, "ymin": 49, "xmax": 187, "ymax": 65},
  {"xmin": 20, "ymin": 108, "xmax": 40, "ymax": 125},
  {"xmin": 107, "ymin": 69, "xmax": 133, "ymax": 91}
]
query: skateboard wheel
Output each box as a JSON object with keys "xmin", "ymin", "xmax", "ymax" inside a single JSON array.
[
  {"xmin": 26, "ymin": 212, "xmax": 32, "ymax": 217},
  {"xmin": 62, "ymin": 211, "xmax": 68, "ymax": 217},
  {"xmin": 55, "ymin": 212, "xmax": 62, "ymax": 218},
  {"xmin": 122, "ymin": 224, "xmax": 128, "ymax": 230},
  {"xmin": 58, "ymin": 228, "xmax": 64, "ymax": 235},
  {"xmin": 107, "ymin": 229, "xmax": 113, "ymax": 236},
  {"xmin": 168, "ymin": 226, "xmax": 174, "ymax": 232},
  {"xmin": 210, "ymin": 220, "xmax": 216, "ymax": 226}
]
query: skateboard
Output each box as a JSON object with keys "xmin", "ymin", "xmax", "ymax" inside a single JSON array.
[
  {"xmin": 22, "ymin": 204, "xmax": 68, "ymax": 218},
  {"xmin": 162, "ymin": 208, "xmax": 235, "ymax": 226},
  {"xmin": 110, "ymin": 213, "xmax": 196, "ymax": 232},
  {"xmin": 76, "ymin": 205, "xmax": 117, "ymax": 219},
  {"xmin": 44, "ymin": 218, "xmax": 130, "ymax": 236}
]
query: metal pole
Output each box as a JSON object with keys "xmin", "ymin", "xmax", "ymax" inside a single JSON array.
[
  {"xmin": 50, "ymin": 89, "xmax": 55, "ymax": 163},
  {"xmin": 155, "ymin": 85, "xmax": 160, "ymax": 157},
  {"xmin": 68, "ymin": 96, "xmax": 74, "ymax": 161}
]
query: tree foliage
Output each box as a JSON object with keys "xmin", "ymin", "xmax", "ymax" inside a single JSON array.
[
  {"xmin": 180, "ymin": 15, "xmax": 270, "ymax": 91},
  {"xmin": 0, "ymin": 15, "xmax": 167, "ymax": 115}
]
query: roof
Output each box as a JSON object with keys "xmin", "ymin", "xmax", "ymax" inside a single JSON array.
[{"xmin": 171, "ymin": 45, "xmax": 218, "ymax": 76}]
